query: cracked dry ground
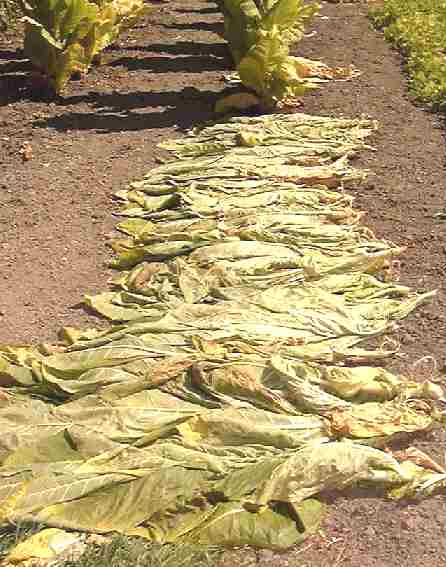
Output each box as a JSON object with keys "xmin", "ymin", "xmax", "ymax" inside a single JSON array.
[{"xmin": 1, "ymin": 1, "xmax": 446, "ymax": 566}]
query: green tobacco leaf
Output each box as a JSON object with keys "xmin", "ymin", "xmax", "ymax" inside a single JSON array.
[
  {"xmin": 0, "ymin": 394, "xmax": 99, "ymax": 465},
  {"xmin": 219, "ymin": 0, "xmax": 319, "ymax": 107},
  {"xmin": 328, "ymin": 400, "xmax": 434, "ymax": 440},
  {"xmin": 6, "ymin": 528, "xmax": 81, "ymax": 564},
  {"xmin": 320, "ymin": 365, "xmax": 402, "ymax": 402},
  {"xmin": 42, "ymin": 339, "xmax": 156, "ymax": 377},
  {"xmin": 218, "ymin": 441, "xmax": 408, "ymax": 505},
  {"xmin": 51, "ymin": 390, "xmax": 200, "ymax": 443},
  {"xmin": 253, "ymin": 441, "xmax": 409, "ymax": 504},
  {"xmin": 239, "ymin": 29, "xmax": 308, "ymax": 109},
  {"xmin": 177, "ymin": 406, "xmax": 329, "ymax": 448},
  {"xmin": 23, "ymin": 0, "xmax": 99, "ymax": 91},
  {"xmin": 186, "ymin": 501, "xmax": 309, "ymax": 549},
  {"xmin": 218, "ymin": 0, "xmax": 260, "ymax": 64},
  {"xmin": 34, "ymin": 468, "xmax": 211, "ymax": 534},
  {"xmin": 3, "ymin": 431, "xmax": 81, "ymax": 468},
  {"xmin": 84, "ymin": 292, "xmax": 162, "ymax": 321},
  {"xmin": 0, "ymin": 111, "xmax": 441, "ymax": 550},
  {"xmin": 22, "ymin": 0, "xmax": 145, "ymax": 92}
]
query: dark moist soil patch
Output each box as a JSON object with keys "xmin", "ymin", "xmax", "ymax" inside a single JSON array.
[{"xmin": 1, "ymin": 1, "xmax": 446, "ymax": 566}]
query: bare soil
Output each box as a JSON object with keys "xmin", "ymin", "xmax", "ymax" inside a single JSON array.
[
  {"xmin": 1, "ymin": 1, "xmax": 446, "ymax": 566},
  {"xmin": 0, "ymin": 0, "xmax": 231, "ymax": 343}
]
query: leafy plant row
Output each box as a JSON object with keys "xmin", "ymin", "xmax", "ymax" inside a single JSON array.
[
  {"xmin": 10, "ymin": 0, "xmax": 147, "ymax": 94},
  {"xmin": 8, "ymin": 0, "xmax": 325, "ymax": 107},
  {"xmin": 216, "ymin": 0, "xmax": 320, "ymax": 109},
  {"xmin": 370, "ymin": 0, "xmax": 446, "ymax": 110}
]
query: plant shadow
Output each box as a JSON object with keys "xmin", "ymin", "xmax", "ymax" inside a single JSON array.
[
  {"xmin": 158, "ymin": 21, "xmax": 223, "ymax": 34},
  {"xmin": 109, "ymin": 53, "xmax": 230, "ymax": 74},
  {"xmin": 174, "ymin": 6, "xmax": 219, "ymax": 15},
  {"xmin": 0, "ymin": 74, "xmax": 54, "ymax": 106},
  {"xmin": 111, "ymin": 41, "xmax": 229, "ymax": 59},
  {"xmin": 0, "ymin": 47, "xmax": 25, "ymax": 59},
  {"xmin": 0, "ymin": 47, "xmax": 56, "ymax": 105},
  {"xmin": 32, "ymin": 86, "xmax": 240, "ymax": 133}
]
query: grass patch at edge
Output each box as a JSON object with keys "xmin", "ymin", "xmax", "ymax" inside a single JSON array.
[{"xmin": 369, "ymin": 0, "xmax": 446, "ymax": 110}]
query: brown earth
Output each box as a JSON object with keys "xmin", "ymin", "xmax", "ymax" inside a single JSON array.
[
  {"xmin": 0, "ymin": 0, "xmax": 232, "ymax": 343},
  {"xmin": 1, "ymin": 1, "xmax": 446, "ymax": 566}
]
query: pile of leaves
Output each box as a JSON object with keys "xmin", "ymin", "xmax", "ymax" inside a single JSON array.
[
  {"xmin": 17, "ymin": 0, "xmax": 147, "ymax": 93},
  {"xmin": 370, "ymin": 0, "xmax": 446, "ymax": 109},
  {"xmin": 1, "ymin": 113, "xmax": 445, "ymax": 554},
  {"xmin": 0, "ymin": 0, "xmax": 21, "ymax": 31}
]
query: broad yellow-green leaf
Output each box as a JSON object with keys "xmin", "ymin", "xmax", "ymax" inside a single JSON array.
[
  {"xmin": 22, "ymin": 0, "xmax": 146, "ymax": 92},
  {"xmin": 218, "ymin": 441, "xmax": 408, "ymax": 505},
  {"xmin": 217, "ymin": 0, "xmax": 319, "ymax": 107},
  {"xmin": 6, "ymin": 528, "xmax": 81, "ymax": 564},
  {"xmin": 0, "ymin": 111, "xmax": 441, "ymax": 551},
  {"xmin": 328, "ymin": 401, "xmax": 434, "ymax": 440},
  {"xmin": 177, "ymin": 406, "xmax": 329, "ymax": 448},
  {"xmin": 185, "ymin": 501, "xmax": 308, "ymax": 549},
  {"xmin": 3, "ymin": 431, "xmax": 81, "ymax": 468},
  {"xmin": 34, "ymin": 468, "xmax": 211, "ymax": 534}
]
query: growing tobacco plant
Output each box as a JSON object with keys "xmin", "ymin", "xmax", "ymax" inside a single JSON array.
[
  {"xmin": 18, "ymin": 0, "xmax": 146, "ymax": 94},
  {"xmin": 216, "ymin": 0, "xmax": 319, "ymax": 109}
]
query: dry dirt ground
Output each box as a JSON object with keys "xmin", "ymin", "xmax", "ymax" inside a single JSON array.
[
  {"xmin": 0, "ymin": 0, "xmax": 232, "ymax": 343},
  {"xmin": 1, "ymin": 1, "xmax": 446, "ymax": 566}
]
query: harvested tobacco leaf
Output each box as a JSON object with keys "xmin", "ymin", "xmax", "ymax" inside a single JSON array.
[{"xmin": 0, "ymin": 113, "xmax": 443, "ymax": 550}]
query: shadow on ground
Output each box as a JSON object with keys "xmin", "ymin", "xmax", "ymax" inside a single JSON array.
[
  {"xmin": 32, "ymin": 86, "xmax": 238, "ymax": 132},
  {"xmin": 158, "ymin": 21, "xmax": 222, "ymax": 34},
  {"xmin": 109, "ymin": 53, "xmax": 229, "ymax": 73},
  {"xmin": 174, "ymin": 6, "xmax": 219, "ymax": 15},
  {"xmin": 110, "ymin": 41, "xmax": 229, "ymax": 58}
]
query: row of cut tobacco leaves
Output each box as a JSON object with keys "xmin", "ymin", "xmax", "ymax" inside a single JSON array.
[
  {"xmin": 370, "ymin": 0, "xmax": 446, "ymax": 110},
  {"xmin": 1, "ymin": 112, "xmax": 445, "ymax": 561}
]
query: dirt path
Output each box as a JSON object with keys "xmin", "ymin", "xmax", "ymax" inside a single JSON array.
[
  {"xmin": 1, "ymin": 1, "xmax": 446, "ymax": 566},
  {"xmin": 0, "ymin": 0, "xmax": 230, "ymax": 343},
  {"xmin": 291, "ymin": 3, "xmax": 446, "ymax": 566}
]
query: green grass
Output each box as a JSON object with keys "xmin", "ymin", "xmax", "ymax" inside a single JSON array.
[
  {"xmin": 369, "ymin": 0, "xmax": 446, "ymax": 110},
  {"xmin": 65, "ymin": 537, "xmax": 222, "ymax": 567},
  {"xmin": 0, "ymin": 527, "xmax": 222, "ymax": 567},
  {"xmin": 0, "ymin": 524, "xmax": 43, "ymax": 560}
]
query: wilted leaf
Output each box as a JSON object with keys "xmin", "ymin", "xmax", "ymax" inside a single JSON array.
[
  {"xmin": 0, "ymin": 111, "xmax": 439, "ymax": 552},
  {"xmin": 7, "ymin": 528, "xmax": 82, "ymax": 564},
  {"xmin": 215, "ymin": 92, "xmax": 260, "ymax": 113}
]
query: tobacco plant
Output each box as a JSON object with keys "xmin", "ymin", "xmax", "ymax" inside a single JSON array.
[
  {"xmin": 217, "ymin": 0, "xmax": 319, "ymax": 109},
  {"xmin": 19, "ymin": 0, "xmax": 146, "ymax": 93}
]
